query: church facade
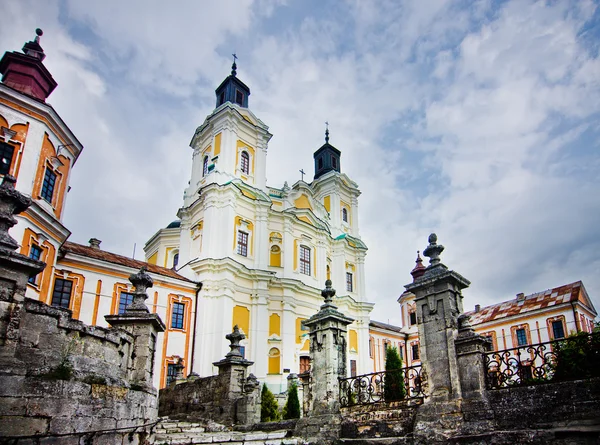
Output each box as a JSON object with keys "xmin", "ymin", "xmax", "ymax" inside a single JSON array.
[{"xmin": 143, "ymin": 61, "xmax": 375, "ymax": 389}]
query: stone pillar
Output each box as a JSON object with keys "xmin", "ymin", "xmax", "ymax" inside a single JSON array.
[
  {"xmin": 0, "ymin": 176, "xmax": 45, "ymax": 303},
  {"xmin": 303, "ymin": 280, "xmax": 354, "ymax": 415},
  {"xmin": 0, "ymin": 176, "xmax": 45, "ymax": 361},
  {"xmin": 455, "ymin": 314, "xmax": 492, "ymax": 401},
  {"xmin": 213, "ymin": 325, "xmax": 257, "ymax": 425},
  {"xmin": 404, "ymin": 234, "xmax": 470, "ymax": 402},
  {"xmin": 105, "ymin": 267, "xmax": 166, "ymax": 391}
]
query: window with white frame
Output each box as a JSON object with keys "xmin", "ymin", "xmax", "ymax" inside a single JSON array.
[
  {"xmin": 202, "ymin": 156, "xmax": 209, "ymax": 176},
  {"xmin": 240, "ymin": 151, "xmax": 250, "ymax": 174}
]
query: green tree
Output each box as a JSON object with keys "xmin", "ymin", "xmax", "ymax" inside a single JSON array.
[
  {"xmin": 260, "ymin": 383, "xmax": 280, "ymax": 422},
  {"xmin": 283, "ymin": 382, "xmax": 301, "ymax": 419},
  {"xmin": 384, "ymin": 346, "xmax": 406, "ymax": 402}
]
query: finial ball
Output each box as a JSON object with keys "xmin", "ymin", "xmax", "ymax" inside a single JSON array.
[
  {"xmin": 325, "ymin": 279, "xmax": 332, "ymax": 286},
  {"xmin": 428, "ymin": 233, "xmax": 437, "ymax": 244},
  {"xmin": 36, "ymin": 28, "xmax": 43, "ymax": 36}
]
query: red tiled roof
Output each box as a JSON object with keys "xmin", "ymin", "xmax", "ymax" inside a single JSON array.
[
  {"xmin": 465, "ymin": 281, "xmax": 594, "ymax": 325},
  {"xmin": 61, "ymin": 241, "xmax": 195, "ymax": 283}
]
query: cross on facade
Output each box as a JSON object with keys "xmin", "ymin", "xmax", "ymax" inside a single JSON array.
[
  {"xmin": 232, "ymin": 53, "xmax": 238, "ymax": 63},
  {"xmin": 299, "ymin": 169, "xmax": 305, "ymax": 181}
]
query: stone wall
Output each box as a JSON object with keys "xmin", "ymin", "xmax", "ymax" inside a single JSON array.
[
  {"xmin": 0, "ymin": 297, "xmax": 158, "ymax": 443},
  {"xmin": 158, "ymin": 325, "xmax": 261, "ymax": 427}
]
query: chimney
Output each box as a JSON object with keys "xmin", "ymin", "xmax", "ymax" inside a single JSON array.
[
  {"xmin": 475, "ymin": 304, "xmax": 481, "ymax": 313},
  {"xmin": 88, "ymin": 238, "xmax": 101, "ymax": 249},
  {"xmin": 516, "ymin": 292, "xmax": 525, "ymax": 301}
]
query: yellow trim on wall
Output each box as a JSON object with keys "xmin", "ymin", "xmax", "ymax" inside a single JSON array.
[
  {"xmin": 269, "ymin": 245, "xmax": 281, "ymax": 267},
  {"xmin": 349, "ymin": 329, "xmax": 358, "ymax": 352},
  {"xmin": 269, "ymin": 313, "xmax": 281, "ymax": 336},
  {"xmin": 147, "ymin": 252, "xmax": 158, "ymax": 265},
  {"xmin": 268, "ymin": 347, "xmax": 281, "ymax": 374},
  {"xmin": 323, "ymin": 195, "xmax": 331, "ymax": 212},
  {"xmin": 214, "ymin": 133, "xmax": 222, "ymax": 156},
  {"xmin": 298, "ymin": 215, "xmax": 313, "ymax": 226},
  {"xmin": 294, "ymin": 195, "xmax": 313, "ymax": 210},
  {"xmin": 233, "ymin": 305, "xmax": 250, "ymax": 338},
  {"xmin": 164, "ymin": 247, "xmax": 174, "ymax": 267},
  {"xmin": 296, "ymin": 318, "xmax": 307, "ymax": 343},
  {"xmin": 293, "ymin": 239, "xmax": 298, "ymax": 270}
]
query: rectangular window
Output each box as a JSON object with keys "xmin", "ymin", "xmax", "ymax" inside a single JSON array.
[
  {"xmin": 398, "ymin": 344, "xmax": 404, "ymax": 360},
  {"xmin": 28, "ymin": 245, "xmax": 43, "ymax": 284},
  {"xmin": 346, "ymin": 272, "xmax": 353, "ymax": 292},
  {"xmin": 300, "ymin": 356, "xmax": 310, "ymax": 374},
  {"xmin": 41, "ymin": 168, "xmax": 57, "ymax": 203},
  {"xmin": 239, "ymin": 345, "xmax": 246, "ymax": 359},
  {"xmin": 235, "ymin": 89, "xmax": 244, "ymax": 105},
  {"xmin": 409, "ymin": 311, "xmax": 417, "ymax": 326},
  {"xmin": 237, "ymin": 231, "xmax": 248, "ymax": 256},
  {"xmin": 171, "ymin": 302, "xmax": 185, "ymax": 329},
  {"xmin": 369, "ymin": 338, "xmax": 373, "ymax": 358},
  {"xmin": 552, "ymin": 320, "xmax": 565, "ymax": 339},
  {"xmin": 119, "ymin": 291, "xmax": 134, "ymax": 314},
  {"xmin": 299, "ymin": 245, "xmax": 311, "ymax": 275},
  {"xmin": 166, "ymin": 363, "xmax": 177, "ymax": 386},
  {"xmin": 516, "ymin": 328, "xmax": 528, "ymax": 346},
  {"xmin": 51, "ymin": 278, "xmax": 73, "ymax": 309},
  {"xmin": 350, "ymin": 360, "xmax": 357, "ymax": 377},
  {"xmin": 219, "ymin": 91, "xmax": 225, "ymax": 106},
  {"xmin": 412, "ymin": 343, "xmax": 420, "ymax": 361},
  {"xmin": 0, "ymin": 142, "xmax": 15, "ymax": 175},
  {"xmin": 331, "ymin": 156, "xmax": 337, "ymax": 169}
]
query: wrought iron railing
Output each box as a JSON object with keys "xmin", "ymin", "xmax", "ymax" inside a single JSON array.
[
  {"xmin": 484, "ymin": 331, "xmax": 600, "ymax": 389},
  {"xmin": 339, "ymin": 365, "xmax": 424, "ymax": 407}
]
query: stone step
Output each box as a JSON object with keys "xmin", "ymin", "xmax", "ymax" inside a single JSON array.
[
  {"xmin": 336, "ymin": 438, "xmax": 411, "ymax": 445},
  {"xmin": 155, "ymin": 428, "xmax": 296, "ymax": 445}
]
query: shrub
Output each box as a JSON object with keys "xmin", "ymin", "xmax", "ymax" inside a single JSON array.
[
  {"xmin": 384, "ymin": 346, "xmax": 406, "ymax": 402},
  {"xmin": 283, "ymin": 382, "xmax": 301, "ymax": 419},
  {"xmin": 553, "ymin": 329, "xmax": 600, "ymax": 382},
  {"xmin": 260, "ymin": 383, "xmax": 280, "ymax": 422}
]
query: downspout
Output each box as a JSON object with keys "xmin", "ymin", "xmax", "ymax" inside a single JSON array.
[
  {"xmin": 571, "ymin": 301, "xmax": 580, "ymax": 333},
  {"xmin": 189, "ymin": 281, "xmax": 203, "ymax": 375}
]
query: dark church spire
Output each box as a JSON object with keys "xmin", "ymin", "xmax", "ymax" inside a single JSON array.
[
  {"xmin": 313, "ymin": 122, "xmax": 341, "ymax": 179},
  {"xmin": 215, "ymin": 54, "xmax": 250, "ymax": 108}
]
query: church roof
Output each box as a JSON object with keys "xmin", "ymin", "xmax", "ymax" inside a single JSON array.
[
  {"xmin": 465, "ymin": 281, "xmax": 596, "ymax": 325},
  {"xmin": 369, "ymin": 320, "xmax": 404, "ymax": 334},
  {"xmin": 61, "ymin": 241, "xmax": 194, "ymax": 283}
]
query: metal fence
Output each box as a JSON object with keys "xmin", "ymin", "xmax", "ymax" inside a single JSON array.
[
  {"xmin": 339, "ymin": 365, "xmax": 424, "ymax": 407},
  {"xmin": 484, "ymin": 331, "xmax": 600, "ymax": 389}
]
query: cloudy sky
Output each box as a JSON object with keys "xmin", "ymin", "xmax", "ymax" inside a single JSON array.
[{"xmin": 2, "ymin": 0, "xmax": 599, "ymax": 325}]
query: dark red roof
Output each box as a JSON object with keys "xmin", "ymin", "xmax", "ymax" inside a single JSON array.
[
  {"xmin": 466, "ymin": 281, "xmax": 596, "ymax": 325},
  {"xmin": 61, "ymin": 241, "xmax": 194, "ymax": 283}
]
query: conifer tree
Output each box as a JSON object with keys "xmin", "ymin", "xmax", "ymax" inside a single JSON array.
[
  {"xmin": 283, "ymin": 382, "xmax": 301, "ymax": 419},
  {"xmin": 260, "ymin": 383, "xmax": 280, "ymax": 422},
  {"xmin": 384, "ymin": 346, "xmax": 406, "ymax": 401}
]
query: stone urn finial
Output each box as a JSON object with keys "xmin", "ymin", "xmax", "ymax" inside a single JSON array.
[
  {"xmin": 322, "ymin": 279, "xmax": 336, "ymax": 304},
  {"xmin": 125, "ymin": 267, "xmax": 153, "ymax": 312},
  {"xmin": 0, "ymin": 175, "xmax": 32, "ymax": 252},
  {"xmin": 423, "ymin": 233, "xmax": 445, "ymax": 266},
  {"xmin": 225, "ymin": 325, "xmax": 246, "ymax": 358}
]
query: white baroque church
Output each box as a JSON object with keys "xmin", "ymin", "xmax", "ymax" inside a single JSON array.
[{"xmin": 143, "ymin": 61, "xmax": 375, "ymax": 387}]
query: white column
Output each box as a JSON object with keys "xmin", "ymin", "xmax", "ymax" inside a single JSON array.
[
  {"xmin": 254, "ymin": 205, "xmax": 269, "ymax": 270},
  {"xmin": 281, "ymin": 298, "xmax": 297, "ymax": 374}
]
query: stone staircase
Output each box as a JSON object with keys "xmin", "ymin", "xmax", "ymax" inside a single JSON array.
[{"xmin": 154, "ymin": 418, "xmax": 300, "ymax": 445}]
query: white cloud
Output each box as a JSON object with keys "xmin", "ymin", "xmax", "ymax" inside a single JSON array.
[{"xmin": 1, "ymin": 0, "xmax": 598, "ymax": 326}]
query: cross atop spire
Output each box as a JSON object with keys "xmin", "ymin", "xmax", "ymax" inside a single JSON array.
[
  {"xmin": 231, "ymin": 53, "xmax": 238, "ymax": 76},
  {"xmin": 325, "ymin": 121, "xmax": 329, "ymax": 143}
]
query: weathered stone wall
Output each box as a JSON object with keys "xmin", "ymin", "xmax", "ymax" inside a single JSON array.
[
  {"xmin": 159, "ymin": 375, "xmax": 229, "ymax": 422},
  {"xmin": 340, "ymin": 400, "xmax": 421, "ymax": 440},
  {"xmin": 0, "ymin": 297, "xmax": 158, "ymax": 444}
]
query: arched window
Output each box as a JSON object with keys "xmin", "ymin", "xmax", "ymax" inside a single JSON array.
[
  {"xmin": 172, "ymin": 252, "xmax": 179, "ymax": 269},
  {"xmin": 202, "ymin": 156, "xmax": 209, "ymax": 177},
  {"xmin": 241, "ymin": 151, "xmax": 250, "ymax": 174},
  {"xmin": 342, "ymin": 207, "xmax": 348, "ymax": 223}
]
